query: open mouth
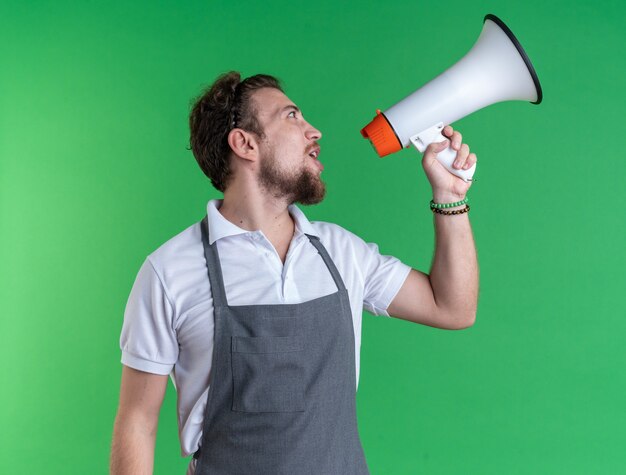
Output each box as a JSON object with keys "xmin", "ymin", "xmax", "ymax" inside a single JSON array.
[
  {"xmin": 308, "ymin": 149, "xmax": 323, "ymax": 171},
  {"xmin": 307, "ymin": 146, "xmax": 323, "ymax": 170}
]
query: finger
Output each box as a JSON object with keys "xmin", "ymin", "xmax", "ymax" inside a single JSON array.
[
  {"xmin": 453, "ymin": 143, "xmax": 470, "ymax": 169},
  {"xmin": 442, "ymin": 125, "xmax": 454, "ymax": 138},
  {"xmin": 463, "ymin": 153, "xmax": 477, "ymax": 170},
  {"xmin": 451, "ymin": 131, "xmax": 463, "ymax": 150}
]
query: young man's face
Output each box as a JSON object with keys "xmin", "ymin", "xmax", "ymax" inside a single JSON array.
[{"xmin": 251, "ymin": 87, "xmax": 325, "ymax": 205}]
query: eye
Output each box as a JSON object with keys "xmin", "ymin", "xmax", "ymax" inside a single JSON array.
[{"xmin": 287, "ymin": 110, "xmax": 297, "ymax": 118}]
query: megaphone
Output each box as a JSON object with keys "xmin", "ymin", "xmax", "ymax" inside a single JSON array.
[{"xmin": 360, "ymin": 14, "xmax": 542, "ymax": 182}]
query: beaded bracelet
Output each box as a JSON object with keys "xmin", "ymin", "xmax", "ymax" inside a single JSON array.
[
  {"xmin": 430, "ymin": 197, "xmax": 468, "ymax": 209},
  {"xmin": 431, "ymin": 204, "xmax": 470, "ymax": 215}
]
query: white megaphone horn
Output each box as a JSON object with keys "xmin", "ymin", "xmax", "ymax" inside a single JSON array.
[{"xmin": 360, "ymin": 14, "xmax": 543, "ymax": 182}]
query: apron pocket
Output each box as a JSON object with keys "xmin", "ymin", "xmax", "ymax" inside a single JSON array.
[{"xmin": 231, "ymin": 335, "xmax": 306, "ymax": 413}]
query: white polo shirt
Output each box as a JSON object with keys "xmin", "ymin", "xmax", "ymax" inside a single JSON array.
[{"xmin": 120, "ymin": 199, "xmax": 411, "ymax": 457}]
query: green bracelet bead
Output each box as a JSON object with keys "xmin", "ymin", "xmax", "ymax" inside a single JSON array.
[{"xmin": 430, "ymin": 197, "xmax": 468, "ymax": 209}]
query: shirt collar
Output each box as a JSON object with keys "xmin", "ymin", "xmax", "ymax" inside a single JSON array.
[
  {"xmin": 206, "ymin": 199, "xmax": 320, "ymax": 245},
  {"xmin": 288, "ymin": 202, "xmax": 319, "ymax": 239}
]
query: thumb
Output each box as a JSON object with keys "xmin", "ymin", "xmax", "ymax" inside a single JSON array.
[{"xmin": 425, "ymin": 139, "xmax": 449, "ymax": 158}]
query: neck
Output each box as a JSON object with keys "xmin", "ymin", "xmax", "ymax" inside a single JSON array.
[{"xmin": 219, "ymin": 180, "xmax": 295, "ymax": 241}]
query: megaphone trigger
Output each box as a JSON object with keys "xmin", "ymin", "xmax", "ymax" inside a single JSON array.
[
  {"xmin": 409, "ymin": 123, "xmax": 446, "ymax": 153},
  {"xmin": 409, "ymin": 123, "xmax": 477, "ymax": 182}
]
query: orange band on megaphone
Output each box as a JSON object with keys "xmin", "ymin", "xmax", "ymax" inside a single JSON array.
[{"xmin": 360, "ymin": 110, "xmax": 402, "ymax": 157}]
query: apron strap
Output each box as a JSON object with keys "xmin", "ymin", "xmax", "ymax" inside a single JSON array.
[
  {"xmin": 305, "ymin": 234, "xmax": 347, "ymax": 293},
  {"xmin": 200, "ymin": 215, "xmax": 229, "ymax": 307}
]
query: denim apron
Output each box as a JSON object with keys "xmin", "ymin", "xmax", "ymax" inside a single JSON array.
[{"xmin": 194, "ymin": 215, "xmax": 369, "ymax": 474}]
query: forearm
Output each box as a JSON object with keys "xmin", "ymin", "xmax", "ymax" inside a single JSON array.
[
  {"xmin": 110, "ymin": 413, "xmax": 157, "ymax": 475},
  {"xmin": 428, "ymin": 193, "xmax": 478, "ymax": 327}
]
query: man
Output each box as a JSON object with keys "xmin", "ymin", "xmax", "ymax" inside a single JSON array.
[{"xmin": 110, "ymin": 72, "xmax": 478, "ymax": 475}]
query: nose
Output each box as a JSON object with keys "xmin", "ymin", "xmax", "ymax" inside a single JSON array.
[{"xmin": 305, "ymin": 121, "xmax": 322, "ymax": 141}]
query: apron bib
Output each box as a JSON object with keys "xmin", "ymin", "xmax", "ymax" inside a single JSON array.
[{"xmin": 194, "ymin": 215, "xmax": 369, "ymax": 474}]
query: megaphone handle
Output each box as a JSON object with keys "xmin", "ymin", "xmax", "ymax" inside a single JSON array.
[{"xmin": 409, "ymin": 123, "xmax": 476, "ymax": 182}]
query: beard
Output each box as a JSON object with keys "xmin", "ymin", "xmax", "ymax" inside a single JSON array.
[{"xmin": 258, "ymin": 147, "xmax": 326, "ymax": 205}]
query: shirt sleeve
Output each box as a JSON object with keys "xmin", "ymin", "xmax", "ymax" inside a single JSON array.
[
  {"xmin": 119, "ymin": 257, "xmax": 179, "ymax": 375},
  {"xmin": 358, "ymin": 240, "xmax": 412, "ymax": 318}
]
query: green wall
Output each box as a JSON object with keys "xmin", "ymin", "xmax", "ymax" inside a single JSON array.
[{"xmin": 1, "ymin": 0, "xmax": 625, "ymax": 473}]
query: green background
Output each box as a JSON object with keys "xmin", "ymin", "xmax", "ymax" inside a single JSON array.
[{"xmin": 1, "ymin": 0, "xmax": 625, "ymax": 473}]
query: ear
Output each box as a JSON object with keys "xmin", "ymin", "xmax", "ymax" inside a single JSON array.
[{"xmin": 227, "ymin": 128, "xmax": 258, "ymax": 162}]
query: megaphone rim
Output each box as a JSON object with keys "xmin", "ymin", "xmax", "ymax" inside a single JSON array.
[{"xmin": 484, "ymin": 13, "xmax": 543, "ymax": 105}]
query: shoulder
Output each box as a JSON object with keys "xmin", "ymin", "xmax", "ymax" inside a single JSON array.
[
  {"xmin": 145, "ymin": 220, "xmax": 205, "ymax": 283},
  {"xmin": 309, "ymin": 220, "xmax": 378, "ymax": 263},
  {"xmin": 310, "ymin": 220, "xmax": 365, "ymax": 247}
]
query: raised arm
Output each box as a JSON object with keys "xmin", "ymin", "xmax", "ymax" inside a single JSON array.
[
  {"xmin": 387, "ymin": 125, "xmax": 478, "ymax": 330},
  {"xmin": 110, "ymin": 365, "xmax": 169, "ymax": 475}
]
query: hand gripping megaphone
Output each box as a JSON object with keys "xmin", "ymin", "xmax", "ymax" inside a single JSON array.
[{"xmin": 360, "ymin": 14, "xmax": 542, "ymax": 182}]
